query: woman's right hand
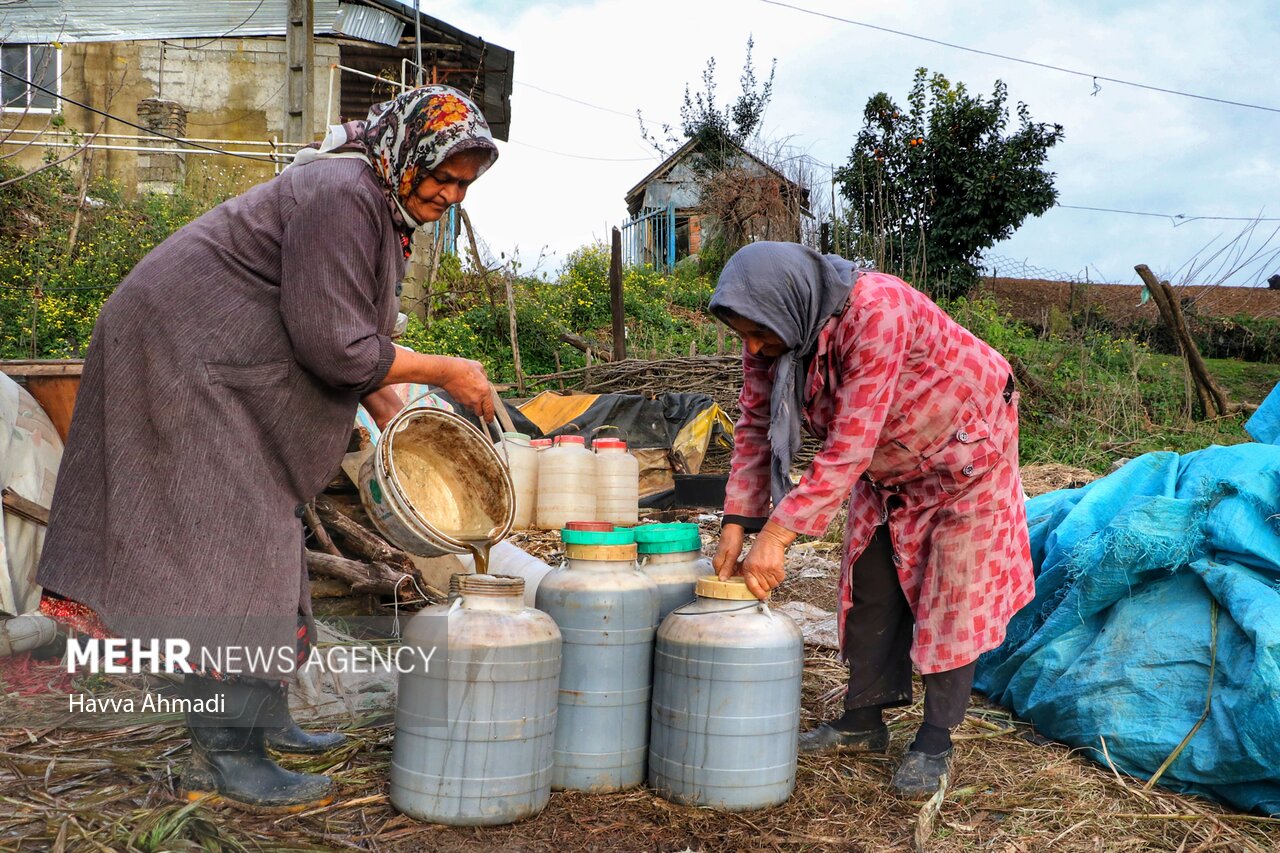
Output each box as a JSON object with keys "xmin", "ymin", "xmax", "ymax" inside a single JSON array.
[
  {"xmin": 441, "ymin": 357, "xmax": 494, "ymax": 422},
  {"xmin": 713, "ymin": 523, "xmax": 746, "ymax": 579}
]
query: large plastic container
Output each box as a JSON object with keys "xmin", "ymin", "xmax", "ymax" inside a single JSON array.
[
  {"xmin": 391, "ymin": 574, "xmax": 561, "ymax": 826},
  {"xmin": 535, "ymin": 435, "xmax": 597, "ymax": 530},
  {"xmin": 535, "ymin": 527, "xmax": 659, "ymax": 792},
  {"xmin": 501, "ymin": 432, "xmax": 539, "ymax": 530},
  {"xmin": 359, "ymin": 407, "xmax": 514, "ymax": 556},
  {"xmin": 635, "ymin": 523, "xmax": 711, "ymax": 620},
  {"xmin": 593, "ymin": 438, "xmax": 639, "ymax": 527},
  {"xmin": 649, "ymin": 575, "xmax": 803, "ymax": 812},
  {"xmin": 455, "ymin": 540, "xmax": 555, "ymax": 607}
]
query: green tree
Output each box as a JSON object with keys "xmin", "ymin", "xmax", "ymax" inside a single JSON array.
[{"xmin": 836, "ymin": 68, "xmax": 1064, "ymax": 298}]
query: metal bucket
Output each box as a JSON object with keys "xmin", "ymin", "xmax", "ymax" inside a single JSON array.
[{"xmin": 358, "ymin": 407, "xmax": 515, "ymax": 557}]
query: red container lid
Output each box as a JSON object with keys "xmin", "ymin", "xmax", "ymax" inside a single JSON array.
[
  {"xmin": 554, "ymin": 435, "xmax": 586, "ymax": 446},
  {"xmin": 594, "ymin": 438, "xmax": 627, "ymax": 450},
  {"xmin": 531, "ymin": 438, "xmax": 553, "ymax": 448},
  {"xmin": 564, "ymin": 521, "xmax": 615, "ymax": 532}
]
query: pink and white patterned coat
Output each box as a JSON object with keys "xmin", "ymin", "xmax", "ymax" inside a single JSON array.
[{"xmin": 723, "ymin": 271, "xmax": 1034, "ymax": 674}]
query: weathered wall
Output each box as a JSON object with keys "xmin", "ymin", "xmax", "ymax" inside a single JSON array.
[{"xmin": 1, "ymin": 38, "xmax": 339, "ymax": 198}]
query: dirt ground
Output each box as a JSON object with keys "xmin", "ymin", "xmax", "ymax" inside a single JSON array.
[{"xmin": 3, "ymin": 465, "xmax": 1277, "ymax": 852}]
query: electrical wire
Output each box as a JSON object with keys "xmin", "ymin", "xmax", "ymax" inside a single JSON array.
[
  {"xmin": 0, "ymin": 67, "xmax": 279, "ymax": 162},
  {"xmin": 515, "ymin": 80, "xmax": 661, "ymax": 126},
  {"xmin": 1054, "ymin": 203, "xmax": 1280, "ymax": 224},
  {"xmin": 757, "ymin": 0, "xmax": 1280, "ymax": 114}
]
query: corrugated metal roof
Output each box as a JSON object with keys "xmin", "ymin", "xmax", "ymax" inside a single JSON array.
[
  {"xmin": 0, "ymin": 1, "xmax": 341, "ymax": 44},
  {"xmin": 332, "ymin": 3, "xmax": 403, "ymax": 47}
]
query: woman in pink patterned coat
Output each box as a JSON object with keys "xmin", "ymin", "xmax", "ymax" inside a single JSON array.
[{"xmin": 709, "ymin": 242, "xmax": 1034, "ymax": 797}]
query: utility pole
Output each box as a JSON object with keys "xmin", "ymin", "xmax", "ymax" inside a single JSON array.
[{"xmin": 285, "ymin": 0, "xmax": 315, "ymax": 143}]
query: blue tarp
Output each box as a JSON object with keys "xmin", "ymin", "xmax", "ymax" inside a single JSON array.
[
  {"xmin": 975, "ymin": 442, "xmax": 1280, "ymax": 815},
  {"xmin": 1245, "ymin": 383, "xmax": 1280, "ymax": 445}
]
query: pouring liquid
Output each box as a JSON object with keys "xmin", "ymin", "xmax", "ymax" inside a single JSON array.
[{"xmin": 461, "ymin": 538, "xmax": 495, "ymax": 575}]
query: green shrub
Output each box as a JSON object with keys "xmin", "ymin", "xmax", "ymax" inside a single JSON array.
[{"xmin": 0, "ymin": 162, "xmax": 215, "ymax": 358}]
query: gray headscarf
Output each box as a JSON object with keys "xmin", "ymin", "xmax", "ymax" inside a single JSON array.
[{"xmin": 709, "ymin": 242, "xmax": 858, "ymax": 506}]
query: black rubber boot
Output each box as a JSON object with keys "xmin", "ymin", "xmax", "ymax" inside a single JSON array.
[
  {"xmin": 263, "ymin": 685, "xmax": 347, "ymax": 755},
  {"xmin": 798, "ymin": 722, "xmax": 890, "ymax": 755},
  {"xmin": 179, "ymin": 676, "xmax": 334, "ymax": 813},
  {"xmin": 890, "ymin": 747, "xmax": 953, "ymax": 798}
]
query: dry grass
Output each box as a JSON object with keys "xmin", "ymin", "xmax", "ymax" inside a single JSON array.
[
  {"xmin": 4, "ymin": 473, "xmax": 1275, "ymax": 852},
  {"xmin": 1020, "ymin": 464, "xmax": 1099, "ymax": 497},
  {"xmin": 4, "ymin": 656, "xmax": 1277, "ymax": 853}
]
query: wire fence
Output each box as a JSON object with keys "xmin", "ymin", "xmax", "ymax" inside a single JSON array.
[{"xmin": 982, "ymin": 254, "xmax": 1095, "ymax": 285}]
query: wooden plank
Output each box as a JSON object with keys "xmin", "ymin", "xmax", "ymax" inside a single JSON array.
[
  {"xmin": 24, "ymin": 376, "xmax": 80, "ymax": 441},
  {"xmin": 2, "ymin": 488, "xmax": 50, "ymax": 527},
  {"xmin": 0, "ymin": 360, "xmax": 84, "ymax": 377}
]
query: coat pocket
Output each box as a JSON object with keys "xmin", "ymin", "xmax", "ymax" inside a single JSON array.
[
  {"xmin": 924, "ymin": 408, "xmax": 998, "ymax": 496},
  {"xmin": 205, "ymin": 359, "xmax": 292, "ymax": 389}
]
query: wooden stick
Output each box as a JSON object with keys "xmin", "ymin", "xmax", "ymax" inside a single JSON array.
[
  {"xmin": 1139, "ymin": 265, "xmax": 1212, "ymax": 416},
  {"xmin": 1, "ymin": 487, "xmax": 49, "ymax": 526},
  {"xmin": 312, "ymin": 497, "xmax": 417, "ymax": 575},
  {"xmin": 304, "ymin": 549, "xmax": 409, "ymax": 596},
  {"xmin": 503, "ymin": 272, "xmax": 525, "ymax": 395},
  {"xmin": 490, "ymin": 385, "xmax": 517, "ymax": 434},
  {"xmin": 559, "ymin": 332, "xmax": 613, "ymax": 361},
  {"xmin": 302, "ymin": 500, "xmax": 342, "ymax": 557},
  {"xmin": 1159, "ymin": 280, "xmax": 1232, "ymax": 416}
]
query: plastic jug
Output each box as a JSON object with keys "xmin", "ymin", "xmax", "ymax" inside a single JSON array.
[{"xmin": 593, "ymin": 438, "xmax": 639, "ymax": 527}]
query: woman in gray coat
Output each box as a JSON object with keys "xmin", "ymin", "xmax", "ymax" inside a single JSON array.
[{"xmin": 36, "ymin": 85, "xmax": 497, "ymax": 812}]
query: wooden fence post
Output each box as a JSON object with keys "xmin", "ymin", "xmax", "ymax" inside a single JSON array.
[
  {"xmin": 504, "ymin": 271, "xmax": 525, "ymax": 396},
  {"xmin": 610, "ymin": 227, "xmax": 626, "ymax": 361},
  {"xmin": 1135, "ymin": 264, "xmax": 1231, "ymax": 418}
]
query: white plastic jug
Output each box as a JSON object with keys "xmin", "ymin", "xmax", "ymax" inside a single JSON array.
[
  {"xmin": 536, "ymin": 435, "xmax": 597, "ymax": 529},
  {"xmin": 501, "ymin": 432, "xmax": 538, "ymax": 530},
  {"xmin": 594, "ymin": 438, "xmax": 639, "ymax": 527}
]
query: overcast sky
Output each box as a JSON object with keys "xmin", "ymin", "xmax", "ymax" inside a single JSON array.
[{"xmin": 425, "ymin": 0, "xmax": 1279, "ymax": 286}]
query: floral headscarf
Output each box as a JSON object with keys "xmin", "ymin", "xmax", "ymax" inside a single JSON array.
[{"xmin": 291, "ymin": 85, "xmax": 498, "ymax": 256}]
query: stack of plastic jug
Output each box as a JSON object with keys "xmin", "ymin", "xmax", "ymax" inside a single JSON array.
[
  {"xmin": 390, "ymin": 574, "xmax": 561, "ymax": 825},
  {"xmin": 593, "ymin": 437, "xmax": 639, "ymax": 526},
  {"xmin": 535, "ymin": 525, "xmax": 659, "ymax": 792},
  {"xmin": 649, "ymin": 575, "xmax": 803, "ymax": 812},
  {"xmin": 634, "ymin": 523, "xmax": 710, "ymax": 620},
  {"xmin": 535, "ymin": 435, "xmax": 597, "ymax": 529},
  {"xmin": 500, "ymin": 432, "xmax": 539, "ymax": 530}
]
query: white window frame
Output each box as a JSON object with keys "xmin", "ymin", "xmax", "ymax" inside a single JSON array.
[{"xmin": 1, "ymin": 43, "xmax": 62, "ymax": 114}]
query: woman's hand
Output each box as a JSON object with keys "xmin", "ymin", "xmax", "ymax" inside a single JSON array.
[
  {"xmin": 739, "ymin": 521, "xmax": 797, "ymax": 601},
  {"xmin": 440, "ymin": 357, "xmax": 494, "ymax": 422},
  {"xmin": 382, "ymin": 348, "xmax": 494, "ymax": 422},
  {"xmin": 713, "ymin": 523, "xmax": 746, "ymax": 579},
  {"xmin": 360, "ymin": 386, "xmax": 405, "ymax": 431}
]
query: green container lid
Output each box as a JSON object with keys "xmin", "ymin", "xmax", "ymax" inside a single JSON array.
[
  {"xmin": 633, "ymin": 522, "xmax": 702, "ymax": 554},
  {"xmin": 559, "ymin": 526, "xmax": 636, "ymax": 546}
]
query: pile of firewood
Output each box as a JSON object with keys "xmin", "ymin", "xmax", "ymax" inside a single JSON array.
[{"xmin": 301, "ymin": 455, "xmax": 447, "ymax": 606}]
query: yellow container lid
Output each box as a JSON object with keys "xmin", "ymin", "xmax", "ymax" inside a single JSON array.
[
  {"xmin": 695, "ymin": 574, "xmax": 762, "ymax": 601},
  {"xmin": 565, "ymin": 542, "xmax": 638, "ymax": 562}
]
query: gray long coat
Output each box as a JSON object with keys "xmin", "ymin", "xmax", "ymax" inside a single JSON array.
[{"xmin": 37, "ymin": 159, "xmax": 404, "ymax": 679}]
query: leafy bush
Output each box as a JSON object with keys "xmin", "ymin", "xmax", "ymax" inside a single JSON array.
[{"xmin": 0, "ymin": 163, "xmax": 212, "ymax": 358}]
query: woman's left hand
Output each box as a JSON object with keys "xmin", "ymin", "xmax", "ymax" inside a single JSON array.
[
  {"xmin": 739, "ymin": 521, "xmax": 798, "ymax": 600},
  {"xmin": 361, "ymin": 386, "xmax": 405, "ymax": 431}
]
